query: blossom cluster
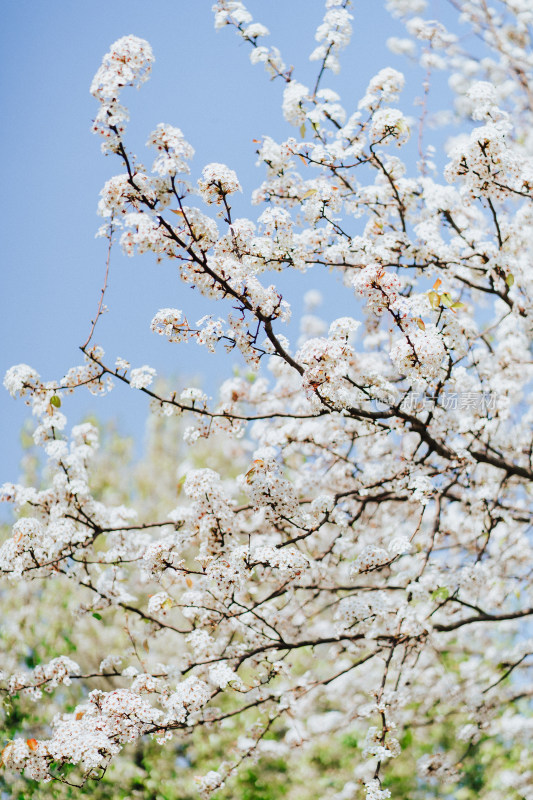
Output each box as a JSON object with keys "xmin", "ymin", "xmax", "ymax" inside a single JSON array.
[{"xmin": 90, "ymin": 35, "xmax": 154, "ymax": 152}]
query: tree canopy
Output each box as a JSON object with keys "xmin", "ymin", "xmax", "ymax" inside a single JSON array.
[{"xmin": 2, "ymin": 2, "xmax": 533, "ymax": 798}]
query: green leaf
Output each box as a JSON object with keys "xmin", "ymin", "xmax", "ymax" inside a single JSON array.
[
  {"xmin": 505, "ymin": 273, "xmax": 514, "ymax": 287},
  {"xmin": 440, "ymin": 292, "xmax": 454, "ymax": 307},
  {"xmin": 431, "ymin": 586, "xmax": 450, "ymax": 601},
  {"xmin": 49, "ymin": 395, "xmax": 61, "ymax": 408},
  {"xmin": 92, "ymin": 612, "xmax": 102, "ymax": 621}
]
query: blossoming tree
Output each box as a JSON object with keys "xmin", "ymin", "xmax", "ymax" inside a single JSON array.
[{"xmin": 2, "ymin": 1, "xmax": 533, "ymax": 798}]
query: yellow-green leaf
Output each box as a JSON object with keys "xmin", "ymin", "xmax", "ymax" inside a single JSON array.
[
  {"xmin": 506, "ymin": 273, "xmax": 514, "ymax": 287},
  {"xmin": 428, "ymin": 291, "xmax": 440, "ymax": 310}
]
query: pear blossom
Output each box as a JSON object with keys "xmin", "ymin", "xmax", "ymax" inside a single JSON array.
[
  {"xmin": 129, "ymin": 365, "xmax": 157, "ymax": 389},
  {"xmin": 198, "ymin": 162, "xmax": 241, "ymax": 205}
]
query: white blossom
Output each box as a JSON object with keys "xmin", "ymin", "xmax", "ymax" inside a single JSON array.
[{"xmin": 130, "ymin": 365, "xmax": 157, "ymax": 389}]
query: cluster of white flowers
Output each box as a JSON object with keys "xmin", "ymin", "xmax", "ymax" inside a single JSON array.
[
  {"xmin": 445, "ymin": 120, "xmax": 521, "ymax": 199},
  {"xmin": 196, "ymin": 770, "xmax": 225, "ymax": 799},
  {"xmin": 353, "ymin": 265, "xmax": 402, "ymax": 314},
  {"xmin": 90, "ymin": 35, "xmax": 154, "ymax": 152},
  {"xmin": 213, "ymin": 0, "xmax": 252, "ymax": 30},
  {"xmin": 209, "ymin": 661, "xmax": 244, "ymax": 689},
  {"xmin": 310, "ymin": 1, "xmax": 353, "ymax": 76},
  {"xmin": 390, "ymin": 327, "xmax": 445, "ymax": 381},
  {"xmin": 282, "ymin": 81, "xmax": 309, "ymax": 126},
  {"xmin": 181, "ymin": 468, "xmax": 236, "ymax": 554},
  {"xmin": 98, "ymin": 173, "xmax": 155, "ymax": 218},
  {"xmin": 468, "ymin": 81, "xmax": 505, "ymax": 122},
  {"xmin": 329, "ymin": 316, "xmax": 360, "ymax": 341},
  {"xmin": 256, "ymin": 136, "xmax": 297, "ymax": 176},
  {"xmin": 3, "ymin": 364, "xmax": 41, "ymax": 399},
  {"xmin": 147, "ymin": 123, "xmax": 194, "ymax": 177},
  {"xmin": 1, "ymin": 739, "xmax": 52, "ymax": 782},
  {"xmin": 7, "ymin": 656, "xmax": 80, "ymax": 700},
  {"xmin": 370, "ymin": 108, "xmax": 410, "ymax": 145},
  {"xmin": 409, "ymin": 474, "xmax": 434, "ymax": 504},
  {"xmin": 213, "ymin": 1, "xmax": 287, "ymax": 78},
  {"xmin": 0, "ymin": 513, "xmax": 87, "ymax": 579},
  {"xmin": 196, "ymin": 315, "xmax": 226, "ymax": 351},
  {"xmin": 296, "ymin": 335, "xmax": 355, "ymax": 409},
  {"xmin": 351, "ymin": 546, "xmax": 390, "ymax": 574},
  {"xmin": 364, "ymin": 779, "xmax": 391, "ymax": 800},
  {"xmin": 163, "ymin": 677, "xmax": 211, "ymax": 723},
  {"xmin": 151, "ymin": 309, "xmax": 225, "ymax": 353},
  {"xmin": 147, "ymin": 591, "xmax": 173, "ymax": 615},
  {"xmin": 99, "ymin": 654, "xmax": 123, "ymax": 673},
  {"xmin": 3, "ymin": 687, "xmax": 165, "ymax": 780},
  {"xmin": 363, "ymin": 725, "xmax": 401, "ymax": 760},
  {"xmin": 258, "ymin": 206, "xmax": 294, "ymax": 250},
  {"xmin": 359, "ymin": 67, "xmax": 405, "ymax": 111},
  {"xmin": 172, "ymin": 206, "xmax": 220, "ymax": 251},
  {"xmin": 249, "ymin": 43, "xmax": 286, "ymax": 77},
  {"xmin": 151, "ymin": 308, "xmax": 188, "ymax": 342},
  {"xmin": 129, "ymin": 365, "xmax": 157, "ymax": 389},
  {"xmin": 142, "ymin": 534, "xmax": 184, "ymax": 579},
  {"xmin": 120, "ymin": 211, "xmax": 170, "ymax": 258},
  {"xmin": 90, "ymin": 35, "xmax": 154, "ymax": 101},
  {"xmin": 198, "ymin": 162, "xmax": 242, "ymax": 205},
  {"xmin": 242, "ymin": 456, "xmax": 299, "ymax": 520},
  {"xmin": 205, "ymin": 557, "xmax": 243, "ymax": 597},
  {"xmin": 253, "ymin": 544, "xmax": 310, "ymax": 579},
  {"xmin": 61, "ymin": 346, "xmax": 114, "ymax": 396}
]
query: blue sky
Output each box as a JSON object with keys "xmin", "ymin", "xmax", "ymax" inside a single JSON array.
[{"xmin": 1, "ymin": 0, "xmax": 456, "ymax": 485}]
